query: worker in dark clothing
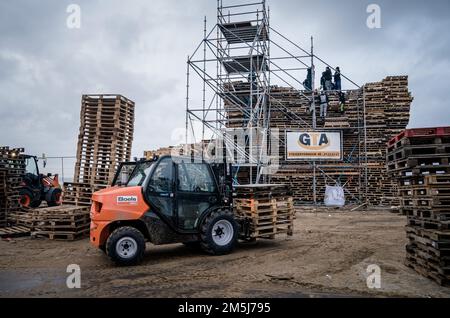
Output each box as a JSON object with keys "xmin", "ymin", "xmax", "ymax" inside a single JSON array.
[
  {"xmin": 334, "ymin": 67, "xmax": 342, "ymax": 91},
  {"xmin": 339, "ymin": 91, "xmax": 346, "ymax": 114},
  {"xmin": 303, "ymin": 68, "xmax": 312, "ymax": 91},
  {"xmin": 320, "ymin": 72, "xmax": 326, "ymax": 90},
  {"xmin": 324, "ymin": 67, "xmax": 333, "ymax": 91}
]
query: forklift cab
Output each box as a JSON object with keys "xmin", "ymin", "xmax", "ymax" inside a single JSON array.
[
  {"xmin": 112, "ymin": 156, "xmax": 227, "ymax": 232},
  {"xmin": 23, "ymin": 155, "xmax": 40, "ymax": 187}
]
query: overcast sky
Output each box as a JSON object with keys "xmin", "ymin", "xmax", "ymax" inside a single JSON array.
[{"xmin": 1, "ymin": 0, "xmax": 449, "ymax": 178}]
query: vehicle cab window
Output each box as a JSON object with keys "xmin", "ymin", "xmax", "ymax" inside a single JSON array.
[
  {"xmin": 148, "ymin": 158, "xmax": 173, "ymax": 193},
  {"xmin": 127, "ymin": 162, "xmax": 153, "ymax": 187},
  {"xmin": 177, "ymin": 163, "xmax": 217, "ymax": 193},
  {"xmin": 146, "ymin": 158, "xmax": 175, "ymax": 218},
  {"xmin": 25, "ymin": 157, "xmax": 38, "ymax": 175},
  {"xmin": 176, "ymin": 162, "xmax": 218, "ymax": 230}
]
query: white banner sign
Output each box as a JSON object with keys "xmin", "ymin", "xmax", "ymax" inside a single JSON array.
[{"xmin": 286, "ymin": 131, "xmax": 343, "ymax": 161}]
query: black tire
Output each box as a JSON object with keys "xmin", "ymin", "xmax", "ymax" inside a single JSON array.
[
  {"xmin": 200, "ymin": 209, "xmax": 238, "ymax": 255},
  {"xmin": 106, "ymin": 226, "xmax": 146, "ymax": 266},
  {"xmin": 29, "ymin": 199, "xmax": 42, "ymax": 208},
  {"xmin": 19, "ymin": 188, "xmax": 41, "ymax": 208},
  {"xmin": 46, "ymin": 188, "xmax": 62, "ymax": 207}
]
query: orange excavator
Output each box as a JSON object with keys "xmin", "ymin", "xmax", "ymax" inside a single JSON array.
[{"xmin": 18, "ymin": 155, "xmax": 62, "ymax": 208}]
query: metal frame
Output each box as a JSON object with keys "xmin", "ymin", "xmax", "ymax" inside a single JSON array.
[{"xmin": 185, "ymin": 0, "xmax": 368, "ymax": 204}]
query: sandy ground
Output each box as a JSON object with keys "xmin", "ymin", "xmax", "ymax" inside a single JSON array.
[{"xmin": 1, "ymin": 209, "xmax": 450, "ymax": 298}]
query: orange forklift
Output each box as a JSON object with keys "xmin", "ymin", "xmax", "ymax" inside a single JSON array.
[{"xmin": 90, "ymin": 156, "xmax": 240, "ymax": 266}]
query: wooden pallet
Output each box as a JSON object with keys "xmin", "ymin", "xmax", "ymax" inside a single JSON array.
[
  {"xmin": 387, "ymin": 144, "xmax": 450, "ymax": 164},
  {"xmin": 407, "ymin": 216, "xmax": 450, "ymax": 231},
  {"xmin": 235, "ymin": 196, "xmax": 294, "ymax": 239},
  {"xmin": 406, "ymin": 225, "xmax": 450, "ymax": 242},
  {"xmin": 0, "ymin": 226, "xmax": 31, "ymax": 238},
  {"xmin": 32, "ymin": 229, "xmax": 90, "ymax": 241},
  {"xmin": 63, "ymin": 182, "xmax": 93, "ymax": 206},
  {"xmin": 388, "ymin": 127, "xmax": 450, "ymax": 147},
  {"xmin": 405, "ymin": 257, "xmax": 450, "ymax": 287},
  {"xmin": 406, "ymin": 209, "xmax": 450, "ymax": 222},
  {"xmin": 30, "ymin": 205, "xmax": 90, "ymax": 241},
  {"xmin": 7, "ymin": 210, "xmax": 35, "ymax": 228}
]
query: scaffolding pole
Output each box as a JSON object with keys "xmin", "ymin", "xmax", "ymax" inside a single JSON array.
[{"xmin": 311, "ymin": 36, "xmax": 317, "ymax": 205}]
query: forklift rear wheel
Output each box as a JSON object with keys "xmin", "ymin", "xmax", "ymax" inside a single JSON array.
[
  {"xmin": 200, "ymin": 209, "xmax": 238, "ymax": 255},
  {"xmin": 106, "ymin": 226, "xmax": 146, "ymax": 266},
  {"xmin": 46, "ymin": 188, "xmax": 62, "ymax": 207},
  {"xmin": 19, "ymin": 189, "xmax": 41, "ymax": 208}
]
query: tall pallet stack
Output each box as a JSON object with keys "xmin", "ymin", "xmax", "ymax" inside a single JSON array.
[
  {"xmin": 0, "ymin": 147, "xmax": 26, "ymax": 227},
  {"xmin": 64, "ymin": 95, "xmax": 135, "ymax": 206},
  {"xmin": 224, "ymin": 76, "xmax": 412, "ymax": 205},
  {"xmin": 234, "ymin": 184, "xmax": 294, "ymax": 239},
  {"xmin": 387, "ymin": 127, "xmax": 450, "ymax": 286}
]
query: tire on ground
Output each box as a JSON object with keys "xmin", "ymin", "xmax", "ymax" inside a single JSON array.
[
  {"xmin": 46, "ymin": 188, "xmax": 62, "ymax": 207},
  {"xmin": 106, "ymin": 226, "xmax": 146, "ymax": 266},
  {"xmin": 19, "ymin": 188, "xmax": 41, "ymax": 208},
  {"xmin": 200, "ymin": 209, "xmax": 238, "ymax": 255}
]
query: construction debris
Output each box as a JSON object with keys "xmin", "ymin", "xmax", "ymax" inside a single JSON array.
[
  {"xmin": 234, "ymin": 184, "xmax": 294, "ymax": 238},
  {"xmin": 64, "ymin": 95, "xmax": 135, "ymax": 206},
  {"xmin": 0, "ymin": 147, "xmax": 26, "ymax": 228},
  {"xmin": 387, "ymin": 127, "xmax": 450, "ymax": 286}
]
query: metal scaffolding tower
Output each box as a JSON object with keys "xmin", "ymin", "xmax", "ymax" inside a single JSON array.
[{"xmin": 186, "ymin": 0, "xmax": 367, "ymax": 204}]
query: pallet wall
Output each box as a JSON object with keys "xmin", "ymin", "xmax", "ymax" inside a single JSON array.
[{"xmin": 225, "ymin": 76, "xmax": 412, "ymax": 205}]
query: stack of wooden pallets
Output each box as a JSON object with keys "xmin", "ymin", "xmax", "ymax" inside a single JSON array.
[
  {"xmin": 0, "ymin": 168, "xmax": 6, "ymax": 227},
  {"xmin": 64, "ymin": 95, "xmax": 135, "ymax": 206},
  {"xmin": 0, "ymin": 147, "xmax": 26, "ymax": 228},
  {"xmin": 387, "ymin": 127, "xmax": 450, "ymax": 286},
  {"xmin": 7, "ymin": 208, "xmax": 34, "ymax": 228},
  {"xmin": 233, "ymin": 184, "xmax": 294, "ymax": 239},
  {"xmin": 387, "ymin": 127, "xmax": 450, "ymax": 214},
  {"xmin": 31, "ymin": 205, "xmax": 90, "ymax": 241},
  {"xmin": 224, "ymin": 76, "xmax": 413, "ymax": 205}
]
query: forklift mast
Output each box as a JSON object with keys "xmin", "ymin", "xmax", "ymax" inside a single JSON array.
[{"xmin": 210, "ymin": 162, "xmax": 233, "ymax": 208}]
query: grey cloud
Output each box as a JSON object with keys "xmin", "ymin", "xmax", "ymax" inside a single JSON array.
[{"xmin": 0, "ymin": 0, "xmax": 449, "ymax": 178}]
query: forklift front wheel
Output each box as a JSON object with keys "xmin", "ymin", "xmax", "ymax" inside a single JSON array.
[
  {"xmin": 106, "ymin": 226, "xmax": 146, "ymax": 266},
  {"xmin": 200, "ymin": 209, "xmax": 238, "ymax": 255}
]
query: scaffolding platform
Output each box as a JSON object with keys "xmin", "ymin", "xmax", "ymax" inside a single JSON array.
[
  {"xmin": 219, "ymin": 21, "xmax": 268, "ymax": 44},
  {"xmin": 222, "ymin": 55, "xmax": 268, "ymax": 74}
]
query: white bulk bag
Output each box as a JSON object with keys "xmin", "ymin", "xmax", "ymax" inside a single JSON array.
[{"xmin": 324, "ymin": 185, "xmax": 345, "ymax": 207}]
